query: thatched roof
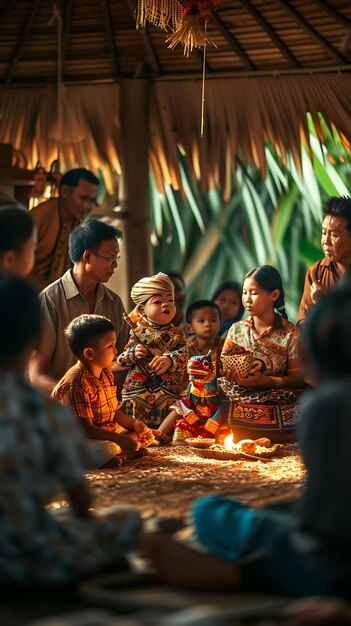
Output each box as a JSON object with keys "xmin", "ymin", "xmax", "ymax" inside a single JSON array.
[{"xmin": 1, "ymin": 0, "xmax": 351, "ymax": 194}]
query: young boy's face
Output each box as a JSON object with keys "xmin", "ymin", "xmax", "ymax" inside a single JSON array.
[
  {"xmin": 141, "ymin": 292, "xmax": 176, "ymax": 326},
  {"xmin": 90, "ymin": 330, "xmax": 117, "ymax": 369},
  {"xmin": 187, "ymin": 306, "xmax": 220, "ymax": 341}
]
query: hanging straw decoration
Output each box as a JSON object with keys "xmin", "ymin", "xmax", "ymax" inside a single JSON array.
[
  {"xmin": 166, "ymin": 0, "xmax": 220, "ymax": 57},
  {"xmin": 135, "ymin": 1, "xmax": 221, "ymax": 137},
  {"xmin": 136, "ymin": 0, "xmax": 182, "ymax": 31}
]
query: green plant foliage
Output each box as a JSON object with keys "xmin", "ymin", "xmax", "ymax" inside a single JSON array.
[{"xmin": 152, "ymin": 117, "xmax": 350, "ymax": 323}]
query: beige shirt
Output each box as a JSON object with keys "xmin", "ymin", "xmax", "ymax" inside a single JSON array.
[
  {"xmin": 39, "ymin": 270, "xmax": 129, "ymax": 380},
  {"xmin": 31, "ymin": 197, "xmax": 76, "ymax": 283}
]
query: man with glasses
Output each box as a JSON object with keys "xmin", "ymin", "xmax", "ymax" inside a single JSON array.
[
  {"xmin": 30, "ymin": 168, "xmax": 99, "ymax": 290},
  {"xmin": 29, "ymin": 220, "xmax": 129, "ymax": 395}
]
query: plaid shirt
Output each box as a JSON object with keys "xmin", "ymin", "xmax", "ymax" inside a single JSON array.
[{"xmin": 52, "ymin": 361, "xmax": 123, "ymax": 433}]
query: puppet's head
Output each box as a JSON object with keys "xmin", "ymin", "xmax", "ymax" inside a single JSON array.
[{"xmin": 187, "ymin": 352, "xmax": 216, "ymax": 384}]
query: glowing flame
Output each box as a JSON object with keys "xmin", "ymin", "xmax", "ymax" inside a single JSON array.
[{"xmin": 224, "ymin": 434, "xmax": 235, "ymax": 450}]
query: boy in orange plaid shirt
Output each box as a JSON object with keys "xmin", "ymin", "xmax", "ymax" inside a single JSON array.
[{"xmin": 52, "ymin": 314, "xmax": 155, "ymax": 461}]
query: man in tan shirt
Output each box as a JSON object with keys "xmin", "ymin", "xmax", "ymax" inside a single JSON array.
[
  {"xmin": 30, "ymin": 168, "xmax": 99, "ymax": 290},
  {"xmin": 29, "ymin": 219, "xmax": 129, "ymax": 395},
  {"xmin": 298, "ymin": 196, "xmax": 351, "ymax": 323}
]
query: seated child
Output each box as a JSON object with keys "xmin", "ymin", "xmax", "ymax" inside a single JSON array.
[
  {"xmin": 212, "ymin": 280, "xmax": 244, "ymax": 339},
  {"xmin": 186, "ymin": 300, "xmax": 224, "ymax": 376},
  {"xmin": 219, "ymin": 265, "xmax": 304, "ymax": 442},
  {"xmin": 0, "ymin": 200, "xmax": 37, "ymax": 277},
  {"xmin": 117, "ymin": 272, "xmax": 188, "ymax": 430},
  {"xmin": 52, "ymin": 314, "xmax": 155, "ymax": 460},
  {"xmin": 143, "ymin": 285, "xmax": 351, "ymax": 598},
  {"xmin": 157, "ymin": 300, "xmax": 226, "ymax": 441},
  {"xmin": 0, "ymin": 272, "xmax": 140, "ymax": 586}
]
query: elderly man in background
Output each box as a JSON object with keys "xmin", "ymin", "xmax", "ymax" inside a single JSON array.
[
  {"xmin": 298, "ymin": 196, "xmax": 351, "ymax": 323},
  {"xmin": 30, "ymin": 168, "xmax": 99, "ymax": 289}
]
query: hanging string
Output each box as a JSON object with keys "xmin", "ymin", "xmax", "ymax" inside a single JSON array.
[
  {"xmin": 53, "ymin": 3, "xmax": 63, "ymax": 166},
  {"xmin": 201, "ymin": 21, "xmax": 207, "ymax": 138}
]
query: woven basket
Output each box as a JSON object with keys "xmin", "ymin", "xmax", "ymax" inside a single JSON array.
[{"xmin": 221, "ymin": 353, "xmax": 253, "ymax": 378}]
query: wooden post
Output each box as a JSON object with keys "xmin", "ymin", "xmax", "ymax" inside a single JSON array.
[{"xmin": 120, "ymin": 79, "xmax": 152, "ymax": 308}]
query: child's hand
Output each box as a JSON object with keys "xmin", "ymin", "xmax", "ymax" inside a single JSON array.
[
  {"xmin": 221, "ymin": 368, "xmax": 237, "ymax": 383},
  {"xmin": 133, "ymin": 421, "xmax": 156, "ymax": 447},
  {"xmin": 149, "ymin": 355, "xmax": 172, "ymax": 375},
  {"xmin": 113, "ymin": 433, "xmax": 141, "ymax": 452},
  {"xmin": 236, "ymin": 370, "xmax": 265, "ymax": 387},
  {"xmin": 222, "ymin": 368, "xmax": 265, "ymax": 387},
  {"xmin": 135, "ymin": 344, "xmax": 149, "ymax": 359}
]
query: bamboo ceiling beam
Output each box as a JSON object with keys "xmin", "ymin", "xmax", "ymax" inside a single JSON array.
[
  {"xmin": 4, "ymin": 0, "xmax": 41, "ymax": 84},
  {"xmin": 310, "ymin": 0, "xmax": 351, "ymax": 29},
  {"xmin": 61, "ymin": 0, "xmax": 73, "ymax": 79},
  {"xmin": 101, "ymin": 0, "xmax": 120, "ymax": 78},
  {"xmin": 239, "ymin": 0, "xmax": 300, "ymax": 67},
  {"xmin": 2, "ymin": 64, "xmax": 351, "ymax": 87},
  {"xmin": 274, "ymin": 0, "xmax": 348, "ymax": 64},
  {"xmin": 211, "ymin": 11, "xmax": 256, "ymax": 70},
  {"xmin": 126, "ymin": 0, "xmax": 162, "ymax": 76}
]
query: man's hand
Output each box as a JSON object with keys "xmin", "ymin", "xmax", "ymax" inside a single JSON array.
[{"xmin": 310, "ymin": 280, "xmax": 324, "ymax": 304}]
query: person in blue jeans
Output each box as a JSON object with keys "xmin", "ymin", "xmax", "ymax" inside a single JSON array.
[{"xmin": 144, "ymin": 285, "xmax": 351, "ymax": 599}]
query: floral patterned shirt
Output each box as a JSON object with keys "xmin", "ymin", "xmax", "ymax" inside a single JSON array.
[{"xmin": 222, "ymin": 315, "xmax": 298, "ymax": 376}]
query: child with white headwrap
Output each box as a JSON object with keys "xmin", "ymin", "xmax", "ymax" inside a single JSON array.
[{"xmin": 117, "ymin": 273, "xmax": 188, "ymax": 430}]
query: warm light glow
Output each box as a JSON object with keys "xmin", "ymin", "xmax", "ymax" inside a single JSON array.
[{"xmin": 224, "ymin": 434, "xmax": 235, "ymax": 450}]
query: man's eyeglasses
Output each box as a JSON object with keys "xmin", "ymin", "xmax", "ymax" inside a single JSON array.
[{"xmin": 93, "ymin": 251, "xmax": 121, "ymax": 264}]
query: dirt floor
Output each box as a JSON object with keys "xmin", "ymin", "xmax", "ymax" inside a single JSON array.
[{"xmin": 78, "ymin": 443, "xmax": 306, "ymax": 520}]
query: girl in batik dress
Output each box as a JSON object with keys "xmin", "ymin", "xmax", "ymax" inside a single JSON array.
[{"xmin": 219, "ymin": 265, "xmax": 305, "ymax": 442}]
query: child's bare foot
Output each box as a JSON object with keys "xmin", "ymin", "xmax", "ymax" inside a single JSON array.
[
  {"xmin": 142, "ymin": 532, "xmax": 240, "ymax": 590},
  {"xmin": 101, "ymin": 455, "xmax": 125, "ymax": 469}
]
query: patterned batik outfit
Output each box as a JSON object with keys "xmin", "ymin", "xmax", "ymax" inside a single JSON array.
[
  {"xmin": 118, "ymin": 321, "xmax": 188, "ymax": 427},
  {"xmin": 0, "ymin": 371, "xmax": 140, "ymax": 586},
  {"xmin": 219, "ymin": 315, "xmax": 303, "ymax": 440}
]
